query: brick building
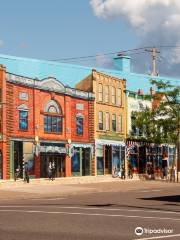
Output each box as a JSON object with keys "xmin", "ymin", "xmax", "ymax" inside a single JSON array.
[
  {"xmin": 0, "ymin": 65, "xmax": 94, "ymax": 180},
  {"xmin": 76, "ymin": 69, "xmax": 126, "ymax": 176}
]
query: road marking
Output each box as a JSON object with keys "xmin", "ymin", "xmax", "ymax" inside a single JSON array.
[
  {"xmin": 0, "ymin": 205, "xmax": 180, "ymax": 215},
  {"xmin": 0, "ymin": 209, "xmax": 180, "ymax": 221},
  {"xmin": 31, "ymin": 197, "xmax": 66, "ymax": 201},
  {"xmin": 140, "ymin": 189, "xmax": 161, "ymax": 193},
  {"xmin": 133, "ymin": 233, "xmax": 180, "ymax": 240}
]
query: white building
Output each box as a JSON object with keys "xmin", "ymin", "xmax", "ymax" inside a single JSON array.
[{"xmin": 126, "ymin": 90, "xmax": 152, "ymax": 137}]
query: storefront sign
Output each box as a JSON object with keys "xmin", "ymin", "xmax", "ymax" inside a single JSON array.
[
  {"xmin": 40, "ymin": 145, "xmax": 66, "ymax": 154},
  {"xmin": 95, "ymin": 139, "xmax": 125, "ymax": 147}
]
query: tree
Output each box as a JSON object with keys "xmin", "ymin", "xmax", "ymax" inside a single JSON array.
[{"xmin": 133, "ymin": 79, "xmax": 180, "ymax": 180}]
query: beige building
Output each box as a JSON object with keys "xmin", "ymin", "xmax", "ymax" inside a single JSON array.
[{"xmin": 76, "ymin": 69, "xmax": 126, "ymax": 175}]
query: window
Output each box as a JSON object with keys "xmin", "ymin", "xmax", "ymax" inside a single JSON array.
[
  {"xmin": 112, "ymin": 87, "xmax": 116, "ymax": 104},
  {"xmin": 131, "ymin": 115, "xmax": 136, "ymax": 135},
  {"xmin": 98, "ymin": 83, "xmax": 103, "ymax": 101},
  {"xmin": 117, "ymin": 88, "xmax": 122, "ymax": 106},
  {"xmin": 105, "ymin": 85, "xmax": 109, "ymax": 103},
  {"xmin": 44, "ymin": 100, "xmax": 62, "ymax": 133},
  {"xmin": 19, "ymin": 111, "xmax": 28, "ymax": 130},
  {"xmin": 112, "ymin": 114, "xmax": 116, "ymax": 132},
  {"xmin": 44, "ymin": 115, "xmax": 62, "ymax": 133},
  {"xmin": 118, "ymin": 115, "xmax": 122, "ymax": 132},
  {"xmin": 99, "ymin": 111, "xmax": 103, "ymax": 130},
  {"xmin": 105, "ymin": 112, "xmax": 110, "ymax": 131},
  {"xmin": 76, "ymin": 114, "xmax": 83, "ymax": 135}
]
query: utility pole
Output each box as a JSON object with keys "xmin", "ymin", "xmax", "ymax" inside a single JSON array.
[{"xmin": 145, "ymin": 47, "xmax": 160, "ymax": 76}]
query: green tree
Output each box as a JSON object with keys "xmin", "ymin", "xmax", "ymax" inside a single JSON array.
[{"xmin": 133, "ymin": 80, "xmax": 180, "ymax": 180}]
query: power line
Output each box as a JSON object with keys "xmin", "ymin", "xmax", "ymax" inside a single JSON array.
[
  {"xmin": 50, "ymin": 46, "xmax": 151, "ymax": 62},
  {"xmin": 50, "ymin": 45, "xmax": 180, "ymax": 62}
]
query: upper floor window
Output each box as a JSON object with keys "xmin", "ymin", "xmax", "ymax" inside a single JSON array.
[
  {"xmin": 44, "ymin": 100, "xmax": 62, "ymax": 133},
  {"xmin": 112, "ymin": 86, "xmax": 116, "ymax": 104},
  {"xmin": 118, "ymin": 114, "xmax": 122, "ymax": 132},
  {"xmin": 117, "ymin": 88, "xmax": 122, "ymax": 106},
  {"xmin": 19, "ymin": 110, "xmax": 28, "ymax": 130},
  {"xmin": 17, "ymin": 104, "xmax": 29, "ymax": 131},
  {"xmin": 105, "ymin": 85, "xmax": 109, "ymax": 103},
  {"xmin": 112, "ymin": 114, "xmax": 116, "ymax": 132},
  {"xmin": 76, "ymin": 113, "xmax": 83, "ymax": 136},
  {"xmin": 99, "ymin": 111, "xmax": 103, "ymax": 130},
  {"xmin": 98, "ymin": 83, "xmax": 103, "ymax": 101},
  {"xmin": 105, "ymin": 112, "xmax": 110, "ymax": 131}
]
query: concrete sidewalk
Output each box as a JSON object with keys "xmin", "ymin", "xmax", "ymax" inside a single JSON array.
[{"xmin": 0, "ymin": 175, "xmax": 138, "ymax": 188}]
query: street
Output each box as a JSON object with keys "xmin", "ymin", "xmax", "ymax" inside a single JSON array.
[{"xmin": 0, "ymin": 180, "xmax": 180, "ymax": 240}]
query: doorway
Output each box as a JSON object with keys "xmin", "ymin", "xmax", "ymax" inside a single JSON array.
[
  {"xmin": 105, "ymin": 145, "xmax": 112, "ymax": 174},
  {"xmin": 139, "ymin": 146, "xmax": 146, "ymax": 174},
  {"xmin": 14, "ymin": 141, "xmax": 23, "ymax": 178},
  {"xmin": 82, "ymin": 148, "xmax": 91, "ymax": 176},
  {"xmin": 40, "ymin": 153, "xmax": 65, "ymax": 178}
]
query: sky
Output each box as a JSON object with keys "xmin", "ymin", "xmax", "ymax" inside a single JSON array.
[{"xmin": 0, "ymin": 0, "xmax": 180, "ymax": 80}]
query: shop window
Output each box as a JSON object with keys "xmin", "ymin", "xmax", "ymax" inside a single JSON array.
[
  {"xmin": 112, "ymin": 86, "xmax": 116, "ymax": 104},
  {"xmin": 76, "ymin": 113, "xmax": 83, "ymax": 136},
  {"xmin": 105, "ymin": 85, "xmax": 109, "ymax": 103},
  {"xmin": 19, "ymin": 110, "xmax": 28, "ymax": 130},
  {"xmin": 96, "ymin": 145, "xmax": 104, "ymax": 175},
  {"xmin": 112, "ymin": 114, "xmax": 116, "ymax": 132},
  {"xmin": 105, "ymin": 112, "xmax": 110, "ymax": 131},
  {"xmin": 72, "ymin": 148, "xmax": 81, "ymax": 176},
  {"xmin": 99, "ymin": 111, "xmax": 103, "ymax": 130},
  {"xmin": 44, "ymin": 100, "xmax": 62, "ymax": 133},
  {"xmin": 98, "ymin": 83, "xmax": 103, "ymax": 101}
]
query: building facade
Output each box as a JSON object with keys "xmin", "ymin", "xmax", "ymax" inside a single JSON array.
[
  {"xmin": 0, "ymin": 65, "xmax": 94, "ymax": 180},
  {"xmin": 126, "ymin": 90, "xmax": 176, "ymax": 177},
  {"xmin": 76, "ymin": 70, "xmax": 126, "ymax": 175}
]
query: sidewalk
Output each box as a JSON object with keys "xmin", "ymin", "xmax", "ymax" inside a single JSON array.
[{"xmin": 0, "ymin": 175, "xmax": 139, "ymax": 188}]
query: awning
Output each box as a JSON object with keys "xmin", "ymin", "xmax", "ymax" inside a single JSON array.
[
  {"xmin": 95, "ymin": 139, "xmax": 125, "ymax": 147},
  {"xmin": 71, "ymin": 143, "xmax": 92, "ymax": 148}
]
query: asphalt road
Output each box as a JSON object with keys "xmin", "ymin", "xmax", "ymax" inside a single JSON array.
[{"xmin": 0, "ymin": 180, "xmax": 180, "ymax": 240}]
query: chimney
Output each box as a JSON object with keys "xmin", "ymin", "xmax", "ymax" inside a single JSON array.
[
  {"xmin": 113, "ymin": 54, "xmax": 131, "ymax": 73},
  {"xmin": 150, "ymin": 87, "xmax": 155, "ymax": 96},
  {"xmin": 138, "ymin": 89, "xmax": 144, "ymax": 95}
]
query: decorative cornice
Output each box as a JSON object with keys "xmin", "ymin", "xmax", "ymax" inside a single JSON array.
[{"xmin": 6, "ymin": 72, "xmax": 95, "ymax": 100}]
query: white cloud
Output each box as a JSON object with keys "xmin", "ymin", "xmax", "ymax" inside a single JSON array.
[{"xmin": 90, "ymin": 0, "xmax": 180, "ymax": 75}]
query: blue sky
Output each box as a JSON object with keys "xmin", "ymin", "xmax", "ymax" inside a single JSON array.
[
  {"xmin": 0, "ymin": 0, "xmax": 138, "ymax": 61},
  {"xmin": 0, "ymin": 0, "xmax": 180, "ymax": 83}
]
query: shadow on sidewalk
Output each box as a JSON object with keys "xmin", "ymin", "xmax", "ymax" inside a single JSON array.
[{"xmin": 140, "ymin": 195, "xmax": 180, "ymax": 203}]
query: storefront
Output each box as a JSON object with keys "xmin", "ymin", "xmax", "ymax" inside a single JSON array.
[
  {"xmin": 71, "ymin": 143, "xmax": 93, "ymax": 176},
  {"xmin": 96, "ymin": 139, "xmax": 125, "ymax": 175},
  {"xmin": 39, "ymin": 142, "xmax": 66, "ymax": 178},
  {"xmin": 127, "ymin": 141, "xmax": 176, "ymax": 176},
  {"xmin": 9, "ymin": 140, "xmax": 34, "ymax": 179}
]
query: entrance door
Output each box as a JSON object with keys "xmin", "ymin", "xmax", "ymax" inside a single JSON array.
[
  {"xmin": 40, "ymin": 153, "xmax": 65, "ymax": 178},
  {"xmin": 82, "ymin": 148, "xmax": 90, "ymax": 176},
  {"xmin": 14, "ymin": 141, "xmax": 23, "ymax": 178},
  {"xmin": 139, "ymin": 146, "xmax": 146, "ymax": 174},
  {"xmin": 105, "ymin": 146, "xmax": 112, "ymax": 174},
  {"xmin": 54, "ymin": 155, "xmax": 65, "ymax": 177}
]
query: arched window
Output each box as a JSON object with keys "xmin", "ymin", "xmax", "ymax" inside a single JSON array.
[
  {"xmin": 76, "ymin": 113, "xmax": 83, "ymax": 136},
  {"xmin": 17, "ymin": 104, "xmax": 29, "ymax": 130},
  {"xmin": 44, "ymin": 100, "xmax": 62, "ymax": 133}
]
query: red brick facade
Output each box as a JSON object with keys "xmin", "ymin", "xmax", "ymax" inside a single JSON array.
[{"xmin": 0, "ymin": 66, "xmax": 94, "ymax": 179}]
